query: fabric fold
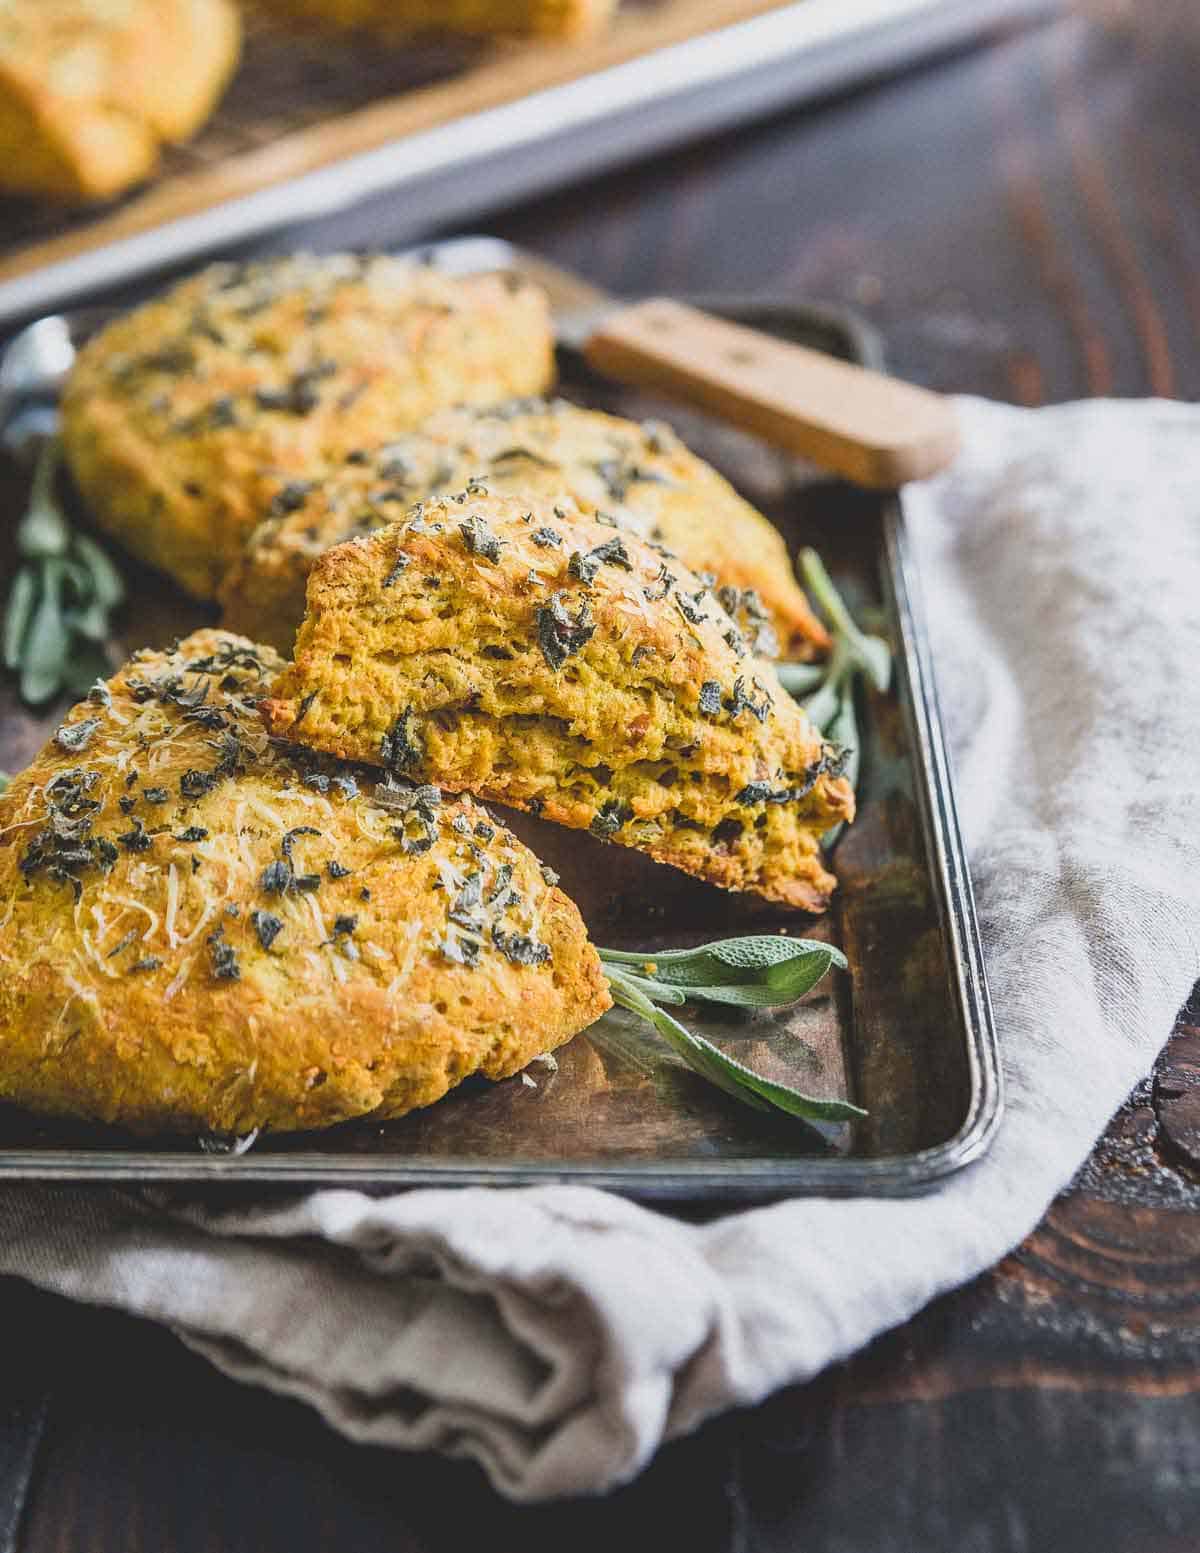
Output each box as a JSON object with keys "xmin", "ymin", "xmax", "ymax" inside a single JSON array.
[{"xmin": 0, "ymin": 396, "xmax": 1194, "ymax": 1501}]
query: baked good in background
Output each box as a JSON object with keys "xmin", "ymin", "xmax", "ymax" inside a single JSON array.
[
  {"xmin": 0, "ymin": 629, "xmax": 607, "ymax": 1136},
  {"xmin": 60, "ymin": 255, "xmax": 555, "ymax": 599},
  {"xmin": 260, "ymin": 490, "xmax": 854, "ymax": 911},
  {"xmin": 253, "ymin": 0, "xmax": 617, "ymax": 39},
  {"xmin": 219, "ymin": 398, "xmax": 831, "ymax": 660},
  {"xmin": 0, "ymin": 0, "xmax": 241, "ymax": 201}
]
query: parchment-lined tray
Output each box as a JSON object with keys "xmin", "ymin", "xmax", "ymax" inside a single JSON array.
[{"xmin": 0, "ymin": 256, "xmax": 1001, "ymax": 1197}]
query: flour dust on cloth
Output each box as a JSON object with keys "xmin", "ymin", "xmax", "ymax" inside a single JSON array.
[{"xmin": 0, "ymin": 397, "xmax": 1196, "ymax": 1501}]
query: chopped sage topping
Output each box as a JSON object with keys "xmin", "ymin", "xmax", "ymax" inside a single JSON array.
[
  {"xmin": 54, "ymin": 719, "xmax": 100, "ymax": 754},
  {"xmin": 270, "ymin": 482, "xmax": 314, "ymax": 516},
  {"xmin": 458, "ymin": 514, "xmax": 504, "ymax": 562},
  {"xmin": 251, "ymin": 909, "xmax": 283, "ymax": 951},
  {"xmin": 382, "ymin": 553, "xmax": 411, "ymax": 588},
  {"xmin": 725, "ymin": 676, "xmax": 772, "ymax": 724},
  {"xmin": 380, "ymin": 708, "xmax": 422, "ymax": 772},
  {"xmin": 590, "ymin": 799, "xmax": 631, "ymax": 838},
  {"xmin": 536, "ymin": 592, "xmax": 595, "ymax": 671},
  {"xmin": 493, "ymin": 928, "xmax": 552, "ymax": 967},
  {"xmin": 490, "ymin": 446, "xmax": 558, "ymax": 469},
  {"xmin": 568, "ymin": 536, "xmax": 632, "ymax": 585},
  {"xmin": 207, "ymin": 929, "xmax": 240, "ymax": 981},
  {"xmin": 180, "ymin": 768, "xmax": 218, "ymax": 800},
  {"xmin": 259, "ymin": 859, "xmax": 291, "ymax": 895},
  {"xmin": 644, "ymin": 563, "xmax": 676, "ymax": 603},
  {"xmin": 117, "ymin": 819, "xmax": 151, "ymax": 853}
]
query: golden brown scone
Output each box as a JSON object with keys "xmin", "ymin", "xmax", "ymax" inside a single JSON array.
[
  {"xmin": 219, "ymin": 399, "xmax": 830, "ymax": 660},
  {"xmin": 60, "ymin": 256, "xmax": 555, "ymax": 599},
  {"xmin": 258, "ymin": 0, "xmax": 616, "ymax": 39},
  {"xmin": 0, "ymin": 629, "xmax": 608, "ymax": 1137},
  {"xmin": 0, "ymin": 0, "xmax": 240, "ymax": 201},
  {"xmin": 261, "ymin": 492, "xmax": 854, "ymax": 911}
]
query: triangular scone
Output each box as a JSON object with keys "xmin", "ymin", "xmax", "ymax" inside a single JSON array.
[
  {"xmin": 0, "ymin": 630, "xmax": 608, "ymax": 1137},
  {"xmin": 261, "ymin": 493, "xmax": 855, "ymax": 911},
  {"xmin": 61, "ymin": 257, "xmax": 554, "ymax": 599},
  {"xmin": 220, "ymin": 399, "xmax": 830, "ymax": 660}
]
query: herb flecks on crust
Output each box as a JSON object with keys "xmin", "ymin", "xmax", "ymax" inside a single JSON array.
[
  {"xmin": 0, "ymin": 630, "xmax": 607, "ymax": 1136},
  {"xmin": 217, "ymin": 398, "xmax": 831, "ymax": 659},
  {"xmin": 60, "ymin": 257, "xmax": 555, "ymax": 600},
  {"xmin": 261, "ymin": 494, "xmax": 855, "ymax": 912}
]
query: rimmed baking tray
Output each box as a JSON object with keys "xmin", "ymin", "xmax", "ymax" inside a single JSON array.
[
  {"xmin": 0, "ymin": 0, "xmax": 1059, "ymax": 331},
  {"xmin": 0, "ymin": 245, "xmax": 1001, "ymax": 1196}
]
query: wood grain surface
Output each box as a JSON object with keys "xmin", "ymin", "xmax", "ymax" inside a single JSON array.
[{"xmin": 8, "ymin": 11, "xmax": 1200, "ymax": 1550}]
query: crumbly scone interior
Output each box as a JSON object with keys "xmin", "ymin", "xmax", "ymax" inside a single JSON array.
[
  {"xmin": 264, "ymin": 492, "xmax": 853, "ymax": 909},
  {"xmin": 219, "ymin": 397, "xmax": 829, "ymax": 660}
]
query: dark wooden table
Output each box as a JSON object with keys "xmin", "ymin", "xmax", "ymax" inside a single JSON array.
[{"xmin": 6, "ymin": 11, "xmax": 1200, "ymax": 1550}]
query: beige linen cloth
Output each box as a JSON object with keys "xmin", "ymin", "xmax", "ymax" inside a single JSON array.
[{"xmin": 0, "ymin": 396, "xmax": 1195, "ymax": 1501}]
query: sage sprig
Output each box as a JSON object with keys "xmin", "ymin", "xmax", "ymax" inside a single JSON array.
[
  {"xmin": 774, "ymin": 549, "xmax": 893, "ymax": 846},
  {"xmin": 598, "ymin": 935, "xmax": 864, "ymax": 1123},
  {"xmin": 4, "ymin": 438, "xmax": 124, "ymax": 704}
]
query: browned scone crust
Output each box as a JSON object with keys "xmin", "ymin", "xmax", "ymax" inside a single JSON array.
[
  {"xmin": 219, "ymin": 398, "xmax": 830, "ymax": 660},
  {"xmin": 261, "ymin": 492, "xmax": 854, "ymax": 911},
  {"xmin": 0, "ymin": 629, "xmax": 608, "ymax": 1137},
  {"xmin": 60, "ymin": 257, "xmax": 555, "ymax": 600},
  {"xmin": 257, "ymin": 0, "xmax": 616, "ymax": 38},
  {"xmin": 0, "ymin": 0, "xmax": 241, "ymax": 201}
]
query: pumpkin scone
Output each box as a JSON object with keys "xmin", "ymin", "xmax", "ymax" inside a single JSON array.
[
  {"xmin": 60, "ymin": 256, "xmax": 555, "ymax": 600},
  {"xmin": 0, "ymin": 0, "xmax": 241, "ymax": 201},
  {"xmin": 261, "ymin": 492, "xmax": 855, "ymax": 911},
  {"xmin": 219, "ymin": 398, "xmax": 830, "ymax": 659},
  {"xmin": 0, "ymin": 630, "xmax": 608, "ymax": 1137},
  {"xmin": 258, "ymin": 0, "xmax": 616, "ymax": 38}
]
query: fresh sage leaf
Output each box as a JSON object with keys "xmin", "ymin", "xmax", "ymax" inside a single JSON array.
[
  {"xmin": 800, "ymin": 661, "xmax": 845, "ymax": 734},
  {"xmin": 64, "ymin": 598, "xmax": 111, "ymax": 642},
  {"xmin": 20, "ymin": 568, "xmax": 70, "ymax": 703},
  {"xmin": 798, "ymin": 547, "xmax": 892, "ymax": 693},
  {"xmin": 821, "ymin": 688, "xmax": 860, "ymax": 850},
  {"xmin": 73, "ymin": 532, "xmax": 125, "ymax": 611},
  {"xmin": 3, "ymin": 568, "xmax": 35, "ymax": 671},
  {"xmin": 4, "ymin": 438, "xmax": 125, "ymax": 706},
  {"xmin": 605, "ymin": 966, "xmax": 864, "ymax": 1123},
  {"xmin": 16, "ymin": 442, "xmax": 70, "ymax": 559},
  {"xmin": 601, "ymin": 934, "xmax": 843, "ymax": 973},
  {"xmin": 601, "ymin": 935, "xmax": 845, "ymax": 1010},
  {"xmin": 771, "ymin": 548, "xmax": 894, "ymax": 854},
  {"xmin": 599, "ymin": 967, "xmax": 688, "ymax": 1005},
  {"xmin": 773, "ymin": 661, "xmax": 825, "ymax": 696},
  {"xmin": 63, "ymin": 641, "xmax": 116, "ymax": 697}
]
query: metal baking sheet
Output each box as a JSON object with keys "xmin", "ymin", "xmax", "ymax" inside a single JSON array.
[
  {"xmin": 0, "ymin": 0, "xmax": 1058, "ymax": 331},
  {"xmin": 0, "ymin": 247, "xmax": 1001, "ymax": 1196}
]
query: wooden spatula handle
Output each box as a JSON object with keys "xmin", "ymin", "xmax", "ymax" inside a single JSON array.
[{"xmin": 583, "ymin": 298, "xmax": 959, "ymax": 489}]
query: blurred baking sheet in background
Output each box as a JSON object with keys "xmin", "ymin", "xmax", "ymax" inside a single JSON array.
[{"xmin": 0, "ymin": 0, "xmax": 1058, "ymax": 330}]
